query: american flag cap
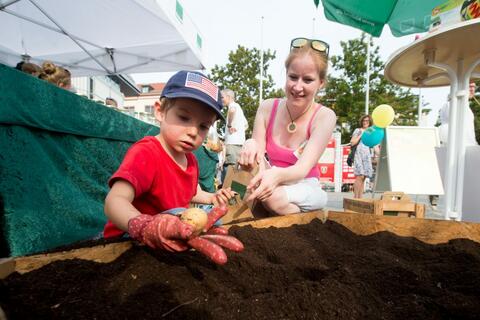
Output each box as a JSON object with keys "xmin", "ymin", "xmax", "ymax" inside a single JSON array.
[{"xmin": 160, "ymin": 70, "xmax": 224, "ymax": 121}]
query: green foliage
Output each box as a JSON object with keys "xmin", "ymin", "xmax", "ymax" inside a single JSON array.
[
  {"xmin": 322, "ymin": 33, "xmax": 420, "ymax": 143},
  {"xmin": 472, "ymin": 96, "xmax": 480, "ymax": 144},
  {"xmin": 209, "ymin": 45, "xmax": 284, "ymax": 137}
]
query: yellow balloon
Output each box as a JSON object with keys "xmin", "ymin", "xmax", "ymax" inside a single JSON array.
[{"xmin": 372, "ymin": 104, "xmax": 395, "ymax": 128}]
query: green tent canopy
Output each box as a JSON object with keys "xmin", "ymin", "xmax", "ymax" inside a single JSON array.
[{"xmin": 315, "ymin": 0, "xmax": 446, "ymax": 37}]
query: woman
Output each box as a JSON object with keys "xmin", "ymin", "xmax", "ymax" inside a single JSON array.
[
  {"xmin": 350, "ymin": 115, "xmax": 373, "ymax": 198},
  {"xmin": 238, "ymin": 38, "xmax": 336, "ymax": 215},
  {"xmin": 38, "ymin": 61, "xmax": 72, "ymax": 90}
]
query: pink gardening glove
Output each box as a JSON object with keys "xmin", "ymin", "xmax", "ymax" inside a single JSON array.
[
  {"xmin": 186, "ymin": 207, "xmax": 244, "ymax": 265},
  {"xmin": 128, "ymin": 214, "xmax": 194, "ymax": 252}
]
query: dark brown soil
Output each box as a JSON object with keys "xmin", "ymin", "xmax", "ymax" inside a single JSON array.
[{"xmin": 1, "ymin": 220, "xmax": 480, "ymax": 320}]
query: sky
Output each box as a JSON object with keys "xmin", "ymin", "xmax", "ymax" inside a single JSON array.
[{"xmin": 131, "ymin": 0, "xmax": 449, "ymax": 126}]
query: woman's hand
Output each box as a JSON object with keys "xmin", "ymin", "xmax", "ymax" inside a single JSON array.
[
  {"xmin": 210, "ymin": 187, "xmax": 236, "ymax": 207},
  {"xmin": 246, "ymin": 167, "xmax": 282, "ymax": 202},
  {"xmin": 238, "ymin": 139, "xmax": 261, "ymax": 170}
]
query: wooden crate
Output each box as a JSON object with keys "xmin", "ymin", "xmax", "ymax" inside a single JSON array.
[{"xmin": 343, "ymin": 192, "xmax": 425, "ymax": 218}]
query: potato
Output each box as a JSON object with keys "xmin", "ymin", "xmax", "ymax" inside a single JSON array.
[{"xmin": 180, "ymin": 208, "xmax": 208, "ymax": 235}]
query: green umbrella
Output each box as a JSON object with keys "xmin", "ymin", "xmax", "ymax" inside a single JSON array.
[{"xmin": 314, "ymin": 0, "xmax": 446, "ymax": 37}]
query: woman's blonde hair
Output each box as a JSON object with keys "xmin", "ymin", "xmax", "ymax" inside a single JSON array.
[
  {"xmin": 284, "ymin": 45, "xmax": 328, "ymax": 81},
  {"xmin": 39, "ymin": 61, "xmax": 71, "ymax": 88}
]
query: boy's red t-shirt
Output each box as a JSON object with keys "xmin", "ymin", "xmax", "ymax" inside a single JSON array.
[{"xmin": 103, "ymin": 136, "xmax": 198, "ymax": 238}]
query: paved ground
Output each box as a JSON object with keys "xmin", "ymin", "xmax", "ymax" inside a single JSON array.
[{"xmin": 325, "ymin": 192, "xmax": 445, "ymax": 220}]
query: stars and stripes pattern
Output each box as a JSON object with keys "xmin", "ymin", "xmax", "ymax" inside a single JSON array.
[{"xmin": 185, "ymin": 72, "xmax": 219, "ymax": 101}]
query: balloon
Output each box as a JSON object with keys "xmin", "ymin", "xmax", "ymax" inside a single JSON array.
[
  {"xmin": 372, "ymin": 104, "xmax": 395, "ymax": 128},
  {"xmin": 361, "ymin": 126, "xmax": 385, "ymax": 147}
]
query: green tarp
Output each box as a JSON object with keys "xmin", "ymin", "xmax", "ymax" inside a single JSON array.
[
  {"xmin": 0, "ymin": 64, "xmax": 158, "ymax": 256},
  {"xmin": 193, "ymin": 145, "xmax": 219, "ymax": 193}
]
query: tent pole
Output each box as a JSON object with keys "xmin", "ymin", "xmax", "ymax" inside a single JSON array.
[
  {"xmin": 0, "ymin": 0, "xmax": 21, "ymax": 10},
  {"xmin": 2, "ymin": 8, "xmax": 103, "ymax": 50},
  {"xmin": 29, "ymin": 0, "xmax": 112, "ymax": 74}
]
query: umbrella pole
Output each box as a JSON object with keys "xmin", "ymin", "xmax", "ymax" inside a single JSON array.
[{"xmin": 365, "ymin": 35, "xmax": 370, "ymax": 115}]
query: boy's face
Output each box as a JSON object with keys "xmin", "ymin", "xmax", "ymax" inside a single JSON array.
[{"xmin": 156, "ymin": 98, "xmax": 216, "ymax": 158}]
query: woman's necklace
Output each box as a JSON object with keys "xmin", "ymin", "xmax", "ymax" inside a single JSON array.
[{"xmin": 285, "ymin": 100, "xmax": 314, "ymax": 133}]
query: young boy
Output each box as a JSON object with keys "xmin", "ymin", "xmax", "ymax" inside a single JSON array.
[{"xmin": 104, "ymin": 70, "xmax": 234, "ymax": 253}]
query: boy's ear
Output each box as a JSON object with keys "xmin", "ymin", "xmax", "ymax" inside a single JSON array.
[{"xmin": 154, "ymin": 100, "xmax": 164, "ymax": 121}]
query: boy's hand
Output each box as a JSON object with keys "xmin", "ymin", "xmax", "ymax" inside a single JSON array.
[
  {"xmin": 211, "ymin": 187, "xmax": 236, "ymax": 207},
  {"xmin": 127, "ymin": 214, "xmax": 194, "ymax": 252},
  {"xmin": 129, "ymin": 208, "xmax": 244, "ymax": 265},
  {"xmin": 186, "ymin": 206, "xmax": 244, "ymax": 265}
]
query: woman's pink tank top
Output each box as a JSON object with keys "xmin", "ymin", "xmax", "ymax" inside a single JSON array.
[{"xmin": 265, "ymin": 99, "xmax": 321, "ymax": 179}]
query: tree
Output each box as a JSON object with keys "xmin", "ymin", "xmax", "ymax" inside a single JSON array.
[
  {"xmin": 472, "ymin": 93, "xmax": 480, "ymax": 144},
  {"xmin": 322, "ymin": 33, "xmax": 420, "ymax": 143},
  {"xmin": 209, "ymin": 45, "xmax": 284, "ymax": 136}
]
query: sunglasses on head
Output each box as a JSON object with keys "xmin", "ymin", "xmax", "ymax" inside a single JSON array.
[{"xmin": 290, "ymin": 37, "xmax": 329, "ymax": 57}]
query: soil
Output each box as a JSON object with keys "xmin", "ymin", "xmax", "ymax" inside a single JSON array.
[{"xmin": 1, "ymin": 219, "xmax": 480, "ymax": 320}]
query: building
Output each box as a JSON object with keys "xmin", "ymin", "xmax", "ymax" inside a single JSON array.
[
  {"xmin": 71, "ymin": 74, "xmax": 164, "ymax": 125},
  {"xmin": 123, "ymin": 83, "xmax": 166, "ymax": 125},
  {"xmin": 71, "ymin": 75, "xmax": 127, "ymax": 108}
]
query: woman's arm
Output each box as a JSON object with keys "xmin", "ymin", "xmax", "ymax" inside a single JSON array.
[
  {"xmin": 350, "ymin": 128, "xmax": 362, "ymax": 146},
  {"xmin": 238, "ymin": 99, "xmax": 272, "ymax": 170},
  {"xmin": 104, "ymin": 180, "xmax": 140, "ymax": 231},
  {"xmin": 246, "ymin": 106, "xmax": 337, "ymax": 201}
]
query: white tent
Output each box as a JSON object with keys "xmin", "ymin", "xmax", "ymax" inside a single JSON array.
[{"xmin": 0, "ymin": 0, "xmax": 205, "ymax": 76}]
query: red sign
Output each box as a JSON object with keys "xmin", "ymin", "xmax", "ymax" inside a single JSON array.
[
  {"xmin": 317, "ymin": 137, "xmax": 336, "ymax": 182},
  {"xmin": 342, "ymin": 145, "xmax": 355, "ymax": 184},
  {"xmin": 318, "ymin": 163, "xmax": 335, "ymax": 182}
]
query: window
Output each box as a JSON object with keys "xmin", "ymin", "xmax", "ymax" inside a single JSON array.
[
  {"xmin": 142, "ymin": 86, "xmax": 150, "ymax": 93},
  {"xmin": 145, "ymin": 105, "xmax": 154, "ymax": 115}
]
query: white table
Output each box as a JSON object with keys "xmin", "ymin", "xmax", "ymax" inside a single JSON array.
[{"xmin": 384, "ymin": 19, "xmax": 480, "ymax": 221}]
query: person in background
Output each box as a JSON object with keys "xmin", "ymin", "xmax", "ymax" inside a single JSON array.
[
  {"xmin": 439, "ymin": 81, "xmax": 478, "ymax": 146},
  {"xmin": 221, "ymin": 89, "xmax": 248, "ymax": 182},
  {"xmin": 38, "ymin": 61, "xmax": 72, "ymax": 90},
  {"xmin": 193, "ymin": 126, "xmax": 223, "ymax": 193},
  {"xmin": 216, "ymin": 138, "xmax": 226, "ymax": 188},
  {"xmin": 104, "ymin": 70, "xmax": 235, "ymax": 261},
  {"xmin": 350, "ymin": 115, "xmax": 373, "ymax": 199},
  {"xmin": 15, "ymin": 61, "xmax": 42, "ymax": 77},
  {"xmin": 105, "ymin": 97, "xmax": 118, "ymax": 108},
  {"xmin": 238, "ymin": 37, "xmax": 336, "ymax": 215}
]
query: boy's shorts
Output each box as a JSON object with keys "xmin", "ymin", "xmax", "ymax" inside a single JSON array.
[{"xmin": 283, "ymin": 177, "xmax": 327, "ymax": 212}]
